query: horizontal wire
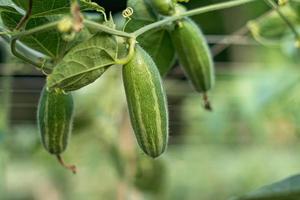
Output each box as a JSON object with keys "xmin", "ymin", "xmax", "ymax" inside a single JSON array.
[
  {"xmin": 0, "ymin": 89, "xmax": 41, "ymax": 93},
  {"xmin": 207, "ymin": 34, "xmax": 257, "ymax": 46}
]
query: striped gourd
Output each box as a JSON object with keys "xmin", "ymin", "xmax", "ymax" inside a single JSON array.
[
  {"xmin": 247, "ymin": 5, "xmax": 299, "ymax": 41},
  {"xmin": 149, "ymin": 0, "xmax": 175, "ymax": 15},
  {"xmin": 123, "ymin": 45, "xmax": 168, "ymax": 158},
  {"xmin": 37, "ymin": 87, "xmax": 76, "ymax": 173},
  {"xmin": 171, "ymin": 18, "xmax": 215, "ymax": 109}
]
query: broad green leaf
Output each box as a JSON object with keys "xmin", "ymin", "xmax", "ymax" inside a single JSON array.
[
  {"xmin": 0, "ymin": 0, "xmax": 103, "ymax": 59},
  {"xmin": 0, "ymin": 0, "xmax": 23, "ymax": 13},
  {"xmin": 1, "ymin": 11, "xmax": 91, "ymax": 59},
  {"xmin": 136, "ymin": 27, "xmax": 175, "ymax": 76},
  {"xmin": 47, "ymin": 32, "xmax": 118, "ymax": 92},
  {"xmin": 0, "ymin": 8, "xmax": 21, "ymax": 29},
  {"xmin": 0, "ymin": 0, "xmax": 22, "ymax": 30},
  {"xmin": 126, "ymin": 0, "xmax": 176, "ymax": 76},
  {"xmin": 0, "ymin": 5, "xmax": 18, "ymax": 13},
  {"xmin": 237, "ymin": 174, "xmax": 300, "ymax": 200},
  {"xmin": 11, "ymin": 0, "xmax": 104, "ymax": 18},
  {"xmin": 80, "ymin": 0, "xmax": 105, "ymax": 13},
  {"xmin": 12, "ymin": 0, "xmax": 69, "ymax": 17}
]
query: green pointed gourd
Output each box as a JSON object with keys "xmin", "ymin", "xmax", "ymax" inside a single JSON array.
[
  {"xmin": 149, "ymin": 0, "xmax": 175, "ymax": 15},
  {"xmin": 37, "ymin": 87, "xmax": 76, "ymax": 173},
  {"xmin": 171, "ymin": 18, "xmax": 215, "ymax": 94},
  {"xmin": 247, "ymin": 5, "xmax": 299, "ymax": 41},
  {"xmin": 122, "ymin": 45, "xmax": 169, "ymax": 158},
  {"xmin": 37, "ymin": 87, "xmax": 74, "ymax": 155}
]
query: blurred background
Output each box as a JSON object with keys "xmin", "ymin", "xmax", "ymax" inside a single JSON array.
[{"xmin": 1, "ymin": 0, "xmax": 300, "ymax": 200}]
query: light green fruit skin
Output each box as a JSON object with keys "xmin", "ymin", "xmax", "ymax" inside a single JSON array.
[
  {"xmin": 123, "ymin": 45, "xmax": 169, "ymax": 158},
  {"xmin": 150, "ymin": 0, "xmax": 175, "ymax": 15},
  {"xmin": 171, "ymin": 18, "xmax": 215, "ymax": 93},
  {"xmin": 37, "ymin": 87, "xmax": 74, "ymax": 155}
]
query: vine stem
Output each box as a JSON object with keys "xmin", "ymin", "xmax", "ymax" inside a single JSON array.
[
  {"xmin": 264, "ymin": 0, "xmax": 300, "ymax": 41},
  {"xmin": 11, "ymin": 0, "xmax": 258, "ymax": 40},
  {"xmin": 115, "ymin": 38, "xmax": 136, "ymax": 65},
  {"xmin": 133, "ymin": 0, "xmax": 258, "ymax": 37},
  {"xmin": 12, "ymin": 20, "xmax": 133, "ymax": 39},
  {"xmin": 83, "ymin": 20, "xmax": 133, "ymax": 38},
  {"xmin": 10, "ymin": 39, "xmax": 44, "ymax": 67},
  {"xmin": 8, "ymin": 0, "xmax": 258, "ymax": 66},
  {"xmin": 56, "ymin": 155, "xmax": 77, "ymax": 174},
  {"xmin": 15, "ymin": 0, "xmax": 32, "ymax": 30},
  {"xmin": 12, "ymin": 21, "xmax": 60, "ymax": 38}
]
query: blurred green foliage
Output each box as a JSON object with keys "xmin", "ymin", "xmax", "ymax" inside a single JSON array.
[{"xmin": 2, "ymin": 47, "xmax": 300, "ymax": 200}]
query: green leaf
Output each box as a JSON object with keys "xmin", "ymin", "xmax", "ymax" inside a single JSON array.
[
  {"xmin": 0, "ymin": 0, "xmax": 23, "ymax": 13},
  {"xmin": 0, "ymin": 0, "xmax": 104, "ymax": 60},
  {"xmin": 12, "ymin": 0, "xmax": 70, "ymax": 17},
  {"xmin": 126, "ymin": 0, "xmax": 175, "ymax": 76},
  {"xmin": 0, "ymin": 5, "xmax": 18, "ymax": 13},
  {"xmin": 138, "ymin": 28, "xmax": 176, "ymax": 76},
  {"xmin": 237, "ymin": 174, "xmax": 300, "ymax": 200},
  {"xmin": 80, "ymin": 0, "xmax": 105, "ymax": 13},
  {"xmin": 0, "ymin": 0, "xmax": 22, "ymax": 30},
  {"xmin": 0, "ymin": 8, "xmax": 21, "ymax": 29},
  {"xmin": 11, "ymin": 0, "xmax": 104, "ymax": 18},
  {"xmin": 47, "ymin": 32, "xmax": 118, "ymax": 92},
  {"xmin": 1, "ymin": 11, "xmax": 91, "ymax": 59}
]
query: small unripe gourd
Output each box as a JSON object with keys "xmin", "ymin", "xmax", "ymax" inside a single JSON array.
[
  {"xmin": 122, "ymin": 45, "xmax": 169, "ymax": 158},
  {"xmin": 247, "ymin": 5, "xmax": 299, "ymax": 41},
  {"xmin": 171, "ymin": 18, "xmax": 215, "ymax": 109},
  {"xmin": 149, "ymin": 0, "xmax": 175, "ymax": 15},
  {"xmin": 37, "ymin": 87, "xmax": 76, "ymax": 173}
]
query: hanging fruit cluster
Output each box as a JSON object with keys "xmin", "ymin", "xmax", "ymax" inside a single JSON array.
[
  {"xmin": 17, "ymin": 0, "xmax": 300, "ymax": 173},
  {"xmin": 2, "ymin": 0, "xmax": 299, "ymax": 174},
  {"xmin": 33, "ymin": 0, "xmax": 216, "ymax": 173}
]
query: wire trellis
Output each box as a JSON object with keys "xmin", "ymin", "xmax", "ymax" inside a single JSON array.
[{"xmin": 0, "ymin": 31, "xmax": 282, "ymax": 125}]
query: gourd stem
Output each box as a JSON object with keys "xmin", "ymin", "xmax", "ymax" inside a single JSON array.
[
  {"xmin": 56, "ymin": 155, "xmax": 77, "ymax": 174},
  {"xmin": 134, "ymin": 0, "xmax": 258, "ymax": 37},
  {"xmin": 115, "ymin": 37, "xmax": 136, "ymax": 65},
  {"xmin": 15, "ymin": 0, "xmax": 33, "ymax": 30},
  {"xmin": 203, "ymin": 93, "xmax": 213, "ymax": 111}
]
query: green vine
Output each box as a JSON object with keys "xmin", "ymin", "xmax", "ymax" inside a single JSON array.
[
  {"xmin": 7, "ymin": 0, "xmax": 258, "ymax": 67},
  {"xmin": 133, "ymin": 0, "xmax": 257, "ymax": 37}
]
